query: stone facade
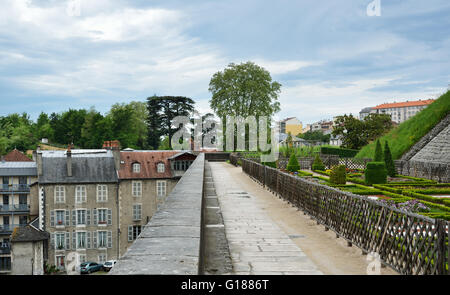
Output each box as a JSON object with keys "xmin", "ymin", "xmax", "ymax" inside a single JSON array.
[
  {"xmin": 11, "ymin": 239, "xmax": 45, "ymax": 275},
  {"xmin": 42, "ymin": 183, "xmax": 119, "ymax": 270},
  {"xmin": 118, "ymin": 179, "xmax": 177, "ymax": 257}
]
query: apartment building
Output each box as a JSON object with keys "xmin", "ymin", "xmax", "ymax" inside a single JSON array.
[
  {"xmin": 278, "ymin": 117, "xmax": 303, "ymax": 136},
  {"xmin": 359, "ymin": 99, "xmax": 435, "ymax": 124},
  {"xmin": 0, "ymin": 149, "xmax": 36, "ymax": 274},
  {"xmin": 31, "ymin": 147, "xmax": 120, "ymax": 272},
  {"xmin": 117, "ymin": 150, "xmax": 196, "ymax": 256}
]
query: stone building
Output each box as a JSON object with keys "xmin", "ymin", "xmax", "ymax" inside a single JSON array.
[
  {"xmin": 31, "ymin": 148, "xmax": 120, "ymax": 272},
  {"xmin": 278, "ymin": 117, "xmax": 303, "ymax": 136},
  {"xmin": 0, "ymin": 149, "xmax": 37, "ymax": 274},
  {"xmin": 10, "ymin": 224, "xmax": 49, "ymax": 275},
  {"xmin": 117, "ymin": 150, "xmax": 196, "ymax": 256}
]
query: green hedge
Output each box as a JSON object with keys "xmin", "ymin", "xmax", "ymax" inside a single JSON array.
[
  {"xmin": 262, "ymin": 161, "xmax": 277, "ymax": 168},
  {"xmin": 297, "ymin": 170, "xmax": 313, "ymax": 177},
  {"xmin": 365, "ymin": 162, "xmax": 387, "ymax": 185},
  {"xmin": 320, "ymin": 146, "xmax": 359, "ymax": 158}
]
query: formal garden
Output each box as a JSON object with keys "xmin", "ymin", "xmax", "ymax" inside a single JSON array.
[{"xmin": 232, "ymin": 139, "xmax": 450, "ymax": 222}]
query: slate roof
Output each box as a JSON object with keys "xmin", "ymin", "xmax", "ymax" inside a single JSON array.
[
  {"xmin": 10, "ymin": 225, "xmax": 49, "ymax": 243},
  {"xmin": 119, "ymin": 150, "xmax": 189, "ymax": 179},
  {"xmin": 39, "ymin": 150, "xmax": 118, "ymax": 184},
  {"xmin": 0, "ymin": 161, "xmax": 37, "ymax": 176},
  {"xmin": 3, "ymin": 149, "xmax": 33, "ymax": 162}
]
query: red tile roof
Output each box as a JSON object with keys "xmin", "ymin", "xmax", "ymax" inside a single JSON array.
[
  {"xmin": 3, "ymin": 149, "xmax": 33, "ymax": 162},
  {"xmin": 373, "ymin": 99, "xmax": 435, "ymax": 109},
  {"xmin": 118, "ymin": 151, "xmax": 196, "ymax": 179}
]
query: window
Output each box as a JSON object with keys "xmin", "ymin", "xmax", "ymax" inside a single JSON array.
[
  {"xmin": 55, "ymin": 232, "xmax": 65, "ymax": 250},
  {"xmin": 56, "ymin": 255, "xmax": 65, "ymax": 270},
  {"xmin": 128, "ymin": 225, "xmax": 142, "ymax": 241},
  {"xmin": 157, "ymin": 163, "xmax": 165, "ymax": 173},
  {"xmin": 132, "ymin": 181, "xmax": 142, "ymax": 197},
  {"xmin": 98, "ymin": 209, "xmax": 107, "ymax": 224},
  {"xmin": 98, "ymin": 254, "xmax": 107, "ymax": 264},
  {"xmin": 97, "ymin": 185, "xmax": 108, "ymax": 202},
  {"xmin": 157, "ymin": 181, "xmax": 166, "ymax": 197},
  {"xmin": 76, "ymin": 210, "xmax": 86, "ymax": 225},
  {"xmin": 98, "ymin": 231, "xmax": 107, "ymax": 248},
  {"xmin": 133, "ymin": 204, "xmax": 142, "ymax": 221},
  {"xmin": 75, "ymin": 186, "xmax": 87, "ymax": 203},
  {"xmin": 55, "ymin": 186, "xmax": 65, "ymax": 203},
  {"xmin": 19, "ymin": 216, "xmax": 27, "ymax": 225},
  {"xmin": 76, "ymin": 232, "xmax": 86, "ymax": 249},
  {"xmin": 78, "ymin": 254, "xmax": 86, "ymax": 264},
  {"xmin": 132, "ymin": 163, "xmax": 141, "ymax": 173},
  {"xmin": 56, "ymin": 210, "xmax": 65, "ymax": 225}
]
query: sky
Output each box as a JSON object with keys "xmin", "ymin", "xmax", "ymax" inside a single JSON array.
[{"xmin": 0, "ymin": 0, "xmax": 449, "ymax": 124}]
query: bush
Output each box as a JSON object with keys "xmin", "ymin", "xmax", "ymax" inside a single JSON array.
[
  {"xmin": 312, "ymin": 154, "xmax": 325, "ymax": 171},
  {"xmin": 384, "ymin": 141, "xmax": 396, "ymax": 177},
  {"xmin": 365, "ymin": 162, "xmax": 387, "ymax": 185},
  {"xmin": 320, "ymin": 146, "xmax": 359, "ymax": 158},
  {"xmin": 329, "ymin": 165, "xmax": 347, "ymax": 184},
  {"xmin": 286, "ymin": 153, "xmax": 300, "ymax": 172},
  {"xmin": 262, "ymin": 161, "xmax": 277, "ymax": 168},
  {"xmin": 373, "ymin": 139, "xmax": 383, "ymax": 162}
]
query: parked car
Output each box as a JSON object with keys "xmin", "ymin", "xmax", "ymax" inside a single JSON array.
[
  {"xmin": 102, "ymin": 260, "xmax": 117, "ymax": 272},
  {"xmin": 80, "ymin": 262, "xmax": 103, "ymax": 274}
]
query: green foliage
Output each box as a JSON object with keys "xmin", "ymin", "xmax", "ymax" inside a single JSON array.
[
  {"xmin": 383, "ymin": 141, "xmax": 396, "ymax": 177},
  {"xmin": 332, "ymin": 113, "xmax": 393, "ymax": 150},
  {"xmin": 262, "ymin": 161, "xmax": 277, "ymax": 168},
  {"xmin": 356, "ymin": 91, "xmax": 450, "ymax": 159},
  {"xmin": 373, "ymin": 139, "xmax": 383, "ymax": 161},
  {"xmin": 312, "ymin": 154, "xmax": 325, "ymax": 171},
  {"xmin": 209, "ymin": 61, "xmax": 281, "ymax": 119},
  {"xmin": 158, "ymin": 136, "xmax": 172, "ymax": 150},
  {"xmin": 329, "ymin": 165, "xmax": 347, "ymax": 185},
  {"xmin": 365, "ymin": 162, "xmax": 387, "ymax": 185},
  {"xmin": 286, "ymin": 153, "xmax": 300, "ymax": 172},
  {"xmin": 296, "ymin": 170, "xmax": 313, "ymax": 177},
  {"xmin": 298, "ymin": 130, "xmax": 330, "ymax": 143},
  {"xmin": 320, "ymin": 146, "xmax": 359, "ymax": 158}
]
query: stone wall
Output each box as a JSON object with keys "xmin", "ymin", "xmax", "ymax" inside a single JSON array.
[
  {"xmin": 395, "ymin": 160, "xmax": 450, "ymax": 183},
  {"xmin": 401, "ymin": 114, "xmax": 450, "ymax": 161},
  {"xmin": 110, "ymin": 153, "xmax": 205, "ymax": 275}
]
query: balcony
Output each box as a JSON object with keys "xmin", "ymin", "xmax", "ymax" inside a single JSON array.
[
  {"xmin": 0, "ymin": 245, "xmax": 10, "ymax": 255},
  {"xmin": 0, "ymin": 204, "xmax": 30, "ymax": 213},
  {"xmin": 0, "ymin": 184, "xmax": 30, "ymax": 193},
  {"xmin": 0, "ymin": 224, "xmax": 27, "ymax": 234}
]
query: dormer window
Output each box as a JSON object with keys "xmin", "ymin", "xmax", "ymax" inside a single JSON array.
[
  {"xmin": 132, "ymin": 163, "xmax": 141, "ymax": 173},
  {"xmin": 157, "ymin": 163, "xmax": 165, "ymax": 173}
]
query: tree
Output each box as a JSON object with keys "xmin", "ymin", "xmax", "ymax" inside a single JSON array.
[
  {"xmin": 108, "ymin": 103, "xmax": 140, "ymax": 149},
  {"xmin": 384, "ymin": 141, "xmax": 396, "ymax": 177},
  {"xmin": 374, "ymin": 139, "xmax": 383, "ymax": 161},
  {"xmin": 299, "ymin": 130, "xmax": 331, "ymax": 143},
  {"xmin": 146, "ymin": 96, "xmax": 196, "ymax": 149},
  {"xmin": 286, "ymin": 153, "xmax": 300, "ymax": 172},
  {"xmin": 208, "ymin": 61, "xmax": 281, "ymax": 151},
  {"xmin": 332, "ymin": 113, "xmax": 393, "ymax": 150}
]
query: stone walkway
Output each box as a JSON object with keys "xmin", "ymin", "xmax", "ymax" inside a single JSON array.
[{"xmin": 210, "ymin": 162, "xmax": 323, "ymax": 275}]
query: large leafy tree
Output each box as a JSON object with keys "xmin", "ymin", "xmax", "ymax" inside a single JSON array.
[
  {"xmin": 332, "ymin": 113, "xmax": 393, "ymax": 150},
  {"xmin": 209, "ymin": 61, "xmax": 281, "ymax": 151},
  {"xmin": 209, "ymin": 61, "xmax": 281, "ymax": 118}
]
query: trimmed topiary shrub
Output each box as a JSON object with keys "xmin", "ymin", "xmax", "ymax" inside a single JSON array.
[
  {"xmin": 312, "ymin": 154, "xmax": 325, "ymax": 171},
  {"xmin": 373, "ymin": 139, "xmax": 383, "ymax": 162},
  {"xmin": 320, "ymin": 146, "xmax": 359, "ymax": 158},
  {"xmin": 365, "ymin": 162, "xmax": 387, "ymax": 185},
  {"xmin": 287, "ymin": 153, "xmax": 300, "ymax": 172},
  {"xmin": 330, "ymin": 165, "xmax": 347, "ymax": 184},
  {"xmin": 384, "ymin": 141, "xmax": 396, "ymax": 177}
]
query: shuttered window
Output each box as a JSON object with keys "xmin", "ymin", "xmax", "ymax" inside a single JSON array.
[{"xmin": 98, "ymin": 231, "xmax": 107, "ymax": 248}]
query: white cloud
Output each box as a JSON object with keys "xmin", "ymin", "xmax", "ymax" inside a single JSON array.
[{"xmin": 253, "ymin": 59, "xmax": 323, "ymax": 75}]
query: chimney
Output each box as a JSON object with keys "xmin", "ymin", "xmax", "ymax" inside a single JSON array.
[
  {"xmin": 67, "ymin": 144, "xmax": 72, "ymax": 177},
  {"xmin": 36, "ymin": 146, "xmax": 43, "ymax": 176}
]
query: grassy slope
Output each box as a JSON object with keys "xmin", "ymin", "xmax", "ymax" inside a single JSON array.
[{"xmin": 355, "ymin": 91, "xmax": 450, "ymax": 160}]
